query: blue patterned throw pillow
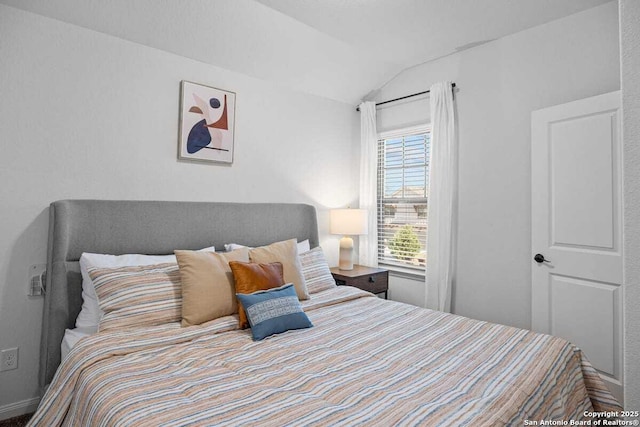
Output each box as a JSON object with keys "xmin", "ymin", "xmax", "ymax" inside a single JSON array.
[{"xmin": 236, "ymin": 284, "xmax": 313, "ymax": 341}]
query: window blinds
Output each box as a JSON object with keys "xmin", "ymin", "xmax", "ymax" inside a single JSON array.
[{"xmin": 377, "ymin": 130, "xmax": 430, "ymax": 270}]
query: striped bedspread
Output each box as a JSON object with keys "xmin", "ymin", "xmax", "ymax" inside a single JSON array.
[{"xmin": 29, "ymin": 287, "xmax": 620, "ymax": 426}]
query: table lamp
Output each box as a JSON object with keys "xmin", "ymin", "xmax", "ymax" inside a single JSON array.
[{"xmin": 330, "ymin": 208, "xmax": 368, "ymax": 270}]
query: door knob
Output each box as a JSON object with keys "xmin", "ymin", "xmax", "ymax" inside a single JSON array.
[{"xmin": 534, "ymin": 254, "xmax": 550, "ymax": 264}]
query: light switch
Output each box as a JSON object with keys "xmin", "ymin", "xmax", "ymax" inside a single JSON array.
[{"xmin": 28, "ymin": 264, "xmax": 46, "ymax": 297}]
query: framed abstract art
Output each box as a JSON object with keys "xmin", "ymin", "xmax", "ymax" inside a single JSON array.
[{"xmin": 178, "ymin": 81, "xmax": 236, "ymax": 164}]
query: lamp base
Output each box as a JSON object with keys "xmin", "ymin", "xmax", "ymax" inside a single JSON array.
[{"xmin": 338, "ymin": 236, "xmax": 354, "ymax": 270}]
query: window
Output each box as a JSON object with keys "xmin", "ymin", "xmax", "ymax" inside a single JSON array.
[{"xmin": 377, "ymin": 125, "xmax": 430, "ymax": 273}]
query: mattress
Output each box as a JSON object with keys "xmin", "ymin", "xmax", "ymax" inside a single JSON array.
[{"xmin": 29, "ymin": 287, "xmax": 620, "ymax": 426}]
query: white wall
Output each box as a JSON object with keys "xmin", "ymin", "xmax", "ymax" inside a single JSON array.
[
  {"xmin": 620, "ymin": 0, "xmax": 640, "ymax": 409},
  {"xmin": 376, "ymin": 2, "xmax": 620, "ymax": 329},
  {"xmin": 0, "ymin": 5, "xmax": 358, "ymax": 416}
]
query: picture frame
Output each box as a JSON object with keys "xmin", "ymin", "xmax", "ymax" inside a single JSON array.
[{"xmin": 178, "ymin": 80, "xmax": 236, "ymax": 164}]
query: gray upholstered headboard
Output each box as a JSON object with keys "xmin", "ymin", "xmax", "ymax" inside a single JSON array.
[{"xmin": 40, "ymin": 200, "xmax": 319, "ymax": 389}]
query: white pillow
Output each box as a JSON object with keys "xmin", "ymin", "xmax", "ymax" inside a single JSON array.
[
  {"xmin": 298, "ymin": 239, "xmax": 311, "ymax": 254},
  {"xmin": 76, "ymin": 246, "xmax": 215, "ymax": 329},
  {"xmin": 61, "ymin": 325, "xmax": 97, "ymax": 361},
  {"xmin": 224, "ymin": 239, "xmax": 310, "ymax": 254}
]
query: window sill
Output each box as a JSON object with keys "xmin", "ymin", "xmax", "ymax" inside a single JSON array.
[{"xmin": 379, "ymin": 263, "xmax": 425, "ymax": 281}]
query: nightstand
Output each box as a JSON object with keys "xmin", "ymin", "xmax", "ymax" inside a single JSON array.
[{"xmin": 330, "ymin": 265, "xmax": 389, "ymax": 299}]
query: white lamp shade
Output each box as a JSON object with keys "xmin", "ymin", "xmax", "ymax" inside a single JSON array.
[{"xmin": 330, "ymin": 209, "xmax": 368, "ymax": 235}]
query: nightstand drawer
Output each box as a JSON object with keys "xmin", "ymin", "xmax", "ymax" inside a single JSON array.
[
  {"xmin": 346, "ymin": 273, "xmax": 388, "ymax": 294},
  {"xmin": 330, "ymin": 265, "xmax": 389, "ymax": 298}
]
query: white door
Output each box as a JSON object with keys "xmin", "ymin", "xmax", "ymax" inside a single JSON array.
[{"xmin": 531, "ymin": 91, "xmax": 623, "ymax": 402}]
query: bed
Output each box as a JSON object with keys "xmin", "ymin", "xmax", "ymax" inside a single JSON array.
[{"xmin": 30, "ymin": 200, "xmax": 621, "ymax": 426}]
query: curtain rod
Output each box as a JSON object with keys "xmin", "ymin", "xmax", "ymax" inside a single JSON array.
[{"xmin": 356, "ymin": 83, "xmax": 456, "ymax": 112}]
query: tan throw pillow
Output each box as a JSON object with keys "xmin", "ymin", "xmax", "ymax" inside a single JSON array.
[
  {"xmin": 300, "ymin": 246, "xmax": 337, "ymax": 294},
  {"xmin": 175, "ymin": 247, "xmax": 249, "ymax": 327},
  {"xmin": 249, "ymin": 239, "xmax": 310, "ymax": 300},
  {"xmin": 229, "ymin": 261, "xmax": 285, "ymax": 329}
]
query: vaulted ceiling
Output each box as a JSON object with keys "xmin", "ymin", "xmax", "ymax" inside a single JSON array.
[{"xmin": 1, "ymin": 0, "xmax": 611, "ymax": 104}]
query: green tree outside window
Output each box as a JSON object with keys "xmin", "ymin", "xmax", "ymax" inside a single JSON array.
[{"xmin": 389, "ymin": 225, "xmax": 421, "ymax": 261}]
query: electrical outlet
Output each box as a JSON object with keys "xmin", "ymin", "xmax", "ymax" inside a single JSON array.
[{"xmin": 0, "ymin": 348, "xmax": 18, "ymax": 372}]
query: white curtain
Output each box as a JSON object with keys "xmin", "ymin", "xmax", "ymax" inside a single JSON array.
[
  {"xmin": 358, "ymin": 101, "xmax": 378, "ymax": 267},
  {"xmin": 425, "ymin": 81, "xmax": 457, "ymax": 312}
]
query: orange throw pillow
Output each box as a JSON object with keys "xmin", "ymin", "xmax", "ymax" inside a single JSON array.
[{"xmin": 229, "ymin": 261, "xmax": 285, "ymax": 328}]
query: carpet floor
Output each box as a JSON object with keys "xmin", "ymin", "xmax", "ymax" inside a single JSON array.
[{"xmin": 0, "ymin": 413, "xmax": 33, "ymax": 427}]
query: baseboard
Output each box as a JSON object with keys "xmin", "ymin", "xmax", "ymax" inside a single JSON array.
[{"xmin": 0, "ymin": 397, "xmax": 40, "ymax": 421}]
